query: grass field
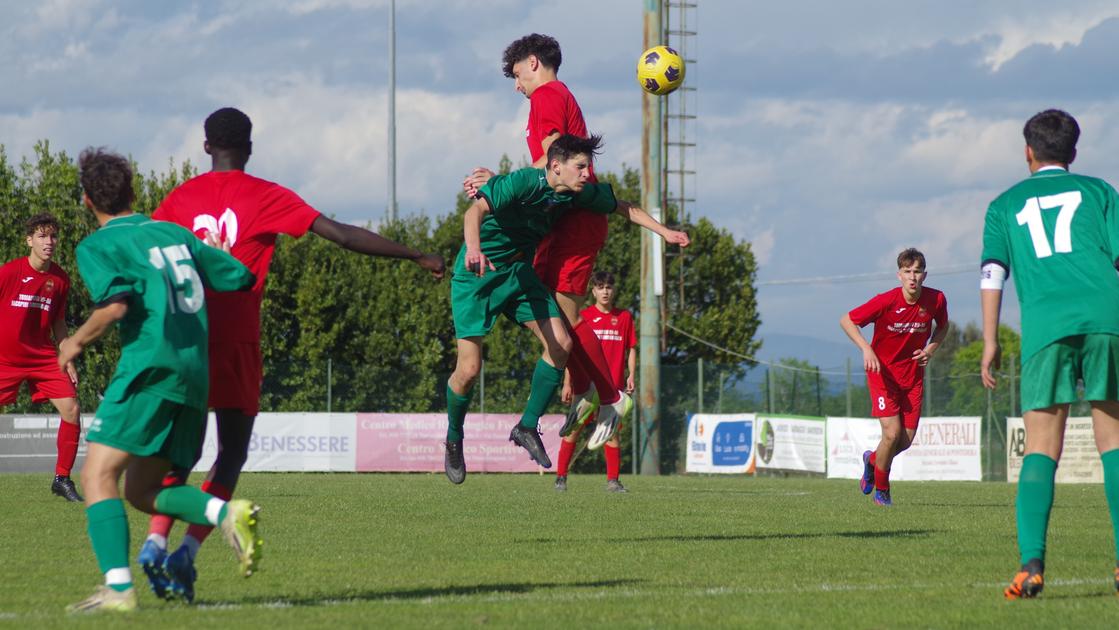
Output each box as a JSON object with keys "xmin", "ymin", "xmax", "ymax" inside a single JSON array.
[{"xmin": 1, "ymin": 472, "xmax": 1116, "ymax": 628}]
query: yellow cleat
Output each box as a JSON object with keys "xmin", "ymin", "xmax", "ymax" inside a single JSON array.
[
  {"xmin": 220, "ymin": 499, "xmax": 263, "ymax": 577},
  {"xmin": 66, "ymin": 585, "xmax": 138, "ymax": 613}
]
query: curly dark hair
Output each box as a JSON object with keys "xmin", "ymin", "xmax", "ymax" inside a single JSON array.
[
  {"xmin": 204, "ymin": 107, "xmax": 253, "ymax": 150},
  {"xmin": 1024, "ymin": 109, "xmax": 1079, "ymax": 165},
  {"xmin": 78, "ymin": 148, "xmax": 135, "ymax": 216},
  {"xmin": 546, "ymin": 133, "xmax": 603, "ymax": 165},
  {"xmin": 25, "ymin": 212, "xmax": 59, "ymax": 237},
  {"xmin": 896, "ymin": 247, "xmax": 926, "ymax": 270},
  {"xmin": 502, "ymin": 33, "xmax": 562, "ymax": 78}
]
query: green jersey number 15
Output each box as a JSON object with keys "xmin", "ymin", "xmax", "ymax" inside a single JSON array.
[{"xmin": 148, "ymin": 245, "xmax": 204, "ymax": 314}]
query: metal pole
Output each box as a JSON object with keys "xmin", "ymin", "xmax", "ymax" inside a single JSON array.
[
  {"xmin": 845, "ymin": 357, "xmax": 852, "ymax": 417},
  {"xmin": 479, "ymin": 358, "xmax": 485, "ymax": 417},
  {"xmin": 925, "ymin": 359, "xmax": 933, "ymax": 416},
  {"xmin": 1009, "ymin": 354, "xmax": 1017, "ymax": 417},
  {"xmin": 697, "ymin": 357, "xmax": 704, "ymax": 414},
  {"xmin": 387, "ymin": 0, "xmax": 397, "ymax": 222},
  {"xmin": 717, "ymin": 370, "xmax": 725, "ymax": 413},
  {"xmin": 326, "ymin": 357, "xmax": 332, "ymax": 413},
  {"xmin": 815, "ymin": 367, "xmax": 822, "ymax": 416},
  {"xmin": 638, "ymin": 0, "xmax": 663, "ymax": 476}
]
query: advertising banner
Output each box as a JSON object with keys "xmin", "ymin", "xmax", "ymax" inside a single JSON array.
[
  {"xmin": 1006, "ymin": 417, "xmax": 1102, "ymax": 483},
  {"xmin": 194, "ymin": 413, "xmax": 356, "ymax": 472},
  {"xmin": 355, "ymin": 413, "xmax": 563, "ymax": 473},
  {"xmin": 754, "ymin": 415, "xmax": 826, "ymax": 474},
  {"xmin": 0, "ymin": 415, "xmax": 86, "ymax": 473},
  {"xmin": 686, "ymin": 413, "xmax": 755, "ymax": 474},
  {"xmin": 827, "ymin": 416, "xmax": 982, "ymax": 481}
]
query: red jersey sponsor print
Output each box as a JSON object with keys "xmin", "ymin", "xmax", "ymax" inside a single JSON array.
[
  {"xmin": 153, "ymin": 170, "xmax": 321, "ymax": 343},
  {"xmin": 848, "ymin": 287, "xmax": 948, "ymax": 387},
  {"xmin": 580, "ymin": 305, "xmax": 636, "ymax": 389},
  {"xmin": 527, "ymin": 81, "xmax": 608, "ymax": 255},
  {"xmin": 0, "ymin": 257, "xmax": 69, "ymax": 366}
]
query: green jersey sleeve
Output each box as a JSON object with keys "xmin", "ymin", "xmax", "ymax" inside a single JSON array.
[
  {"xmin": 1102, "ymin": 181, "xmax": 1119, "ymax": 266},
  {"xmin": 184, "ymin": 235, "xmax": 255, "ymax": 292},
  {"xmin": 75, "ymin": 241, "xmax": 134, "ymax": 306},
  {"xmin": 573, "ymin": 182, "xmax": 618, "ymax": 215},
  {"xmin": 980, "ymin": 199, "xmax": 1010, "ymax": 271},
  {"xmin": 478, "ymin": 169, "xmax": 540, "ymax": 216}
]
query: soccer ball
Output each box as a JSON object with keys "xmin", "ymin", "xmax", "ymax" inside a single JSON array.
[{"xmin": 636, "ymin": 45, "xmax": 685, "ymax": 95}]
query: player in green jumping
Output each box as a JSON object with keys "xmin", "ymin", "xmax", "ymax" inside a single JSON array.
[
  {"xmin": 58, "ymin": 148, "xmax": 263, "ymax": 613},
  {"xmin": 444, "ymin": 133, "xmax": 689, "ymax": 484},
  {"xmin": 980, "ymin": 109, "xmax": 1119, "ymax": 599}
]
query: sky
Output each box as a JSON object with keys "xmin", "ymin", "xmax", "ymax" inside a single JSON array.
[{"xmin": 4, "ymin": 0, "xmax": 1119, "ymax": 354}]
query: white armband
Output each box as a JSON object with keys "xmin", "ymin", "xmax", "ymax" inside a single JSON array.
[{"xmin": 980, "ymin": 262, "xmax": 1007, "ymax": 290}]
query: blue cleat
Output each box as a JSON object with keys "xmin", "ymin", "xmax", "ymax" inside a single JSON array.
[
  {"xmin": 873, "ymin": 488, "xmax": 892, "ymax": 507},
  {"xmin": 164, "ymin": 546, "xmax": 197, "ymax": 603},
  {"xmin": 859, "ymin": 450, "xmax": 874, "ymax": 495},
  {"xmin": 137, "ymin": 540, "xmax": 170, "ymax": 600}
]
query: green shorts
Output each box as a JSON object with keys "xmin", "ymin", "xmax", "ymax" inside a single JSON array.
[
  {"xmin": 1020, "ymin": 333, "xmax": 1119, "ymax": 411},
  {"xmin": 451, "ymin": 259, "xmax": 561, "ymax": 338},
  {"xmin": 86, "ymin": 390, "xmax": 207, "ymax": 469}
]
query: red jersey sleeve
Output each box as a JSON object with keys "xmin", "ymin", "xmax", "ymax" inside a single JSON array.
[
  {"xmin": 933, "ymin": 290, "xmax": 948, "ymax": 329},
  {"xmin": 848, "ymin": 291, "xmax": 890, "ymax": 328},
  {"xmin": 258, "ymin": 184, "xmax": 321, "ymax": 238},
  {"xmin": 52, "ymin": 268, "xmax": 69, "ymax": 325},
  {"xmin": 623, "ymin": 311, "xmax": 637, "ymax": 349}
]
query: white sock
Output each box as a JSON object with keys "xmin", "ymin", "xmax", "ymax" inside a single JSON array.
[
  {"xmin": 145, "ymin": 533, "xmax": 167, "ymax": 550},
  {"xmin": 105, "ymin": 567, "xmax": 132, "ymax": 589},
  {"xmin": 204, "ymin": 497, "xmax": 225, "ymax": 526}
]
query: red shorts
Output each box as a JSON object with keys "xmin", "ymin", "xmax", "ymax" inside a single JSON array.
[
  {"xmin": 0, "ymin": 362, "xmax": 77, "ymax": 405},
  {"xmin": 533, "ymin": 244, "xmax": 599, "ymax": 295},
  {"xmin": 867, "ymin": 371, "xmax": 923, "ymax": 430},
  {"xmin": 208, "ymin": 342, "xmax": 262, "ymax": 416}
]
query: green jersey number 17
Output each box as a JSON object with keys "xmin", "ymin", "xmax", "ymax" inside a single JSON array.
[{"xmin": 1015, "ymin": 191, "xmax": 1081, "ymax": 258}]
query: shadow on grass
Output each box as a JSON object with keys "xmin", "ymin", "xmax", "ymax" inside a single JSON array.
[
  {"xmin": 198, "ymin": 578, "xmax": 643, "ymax": 608},
  {"xmin": 523, "ymin": 529, "xmax": 937, "ymax": 544}
]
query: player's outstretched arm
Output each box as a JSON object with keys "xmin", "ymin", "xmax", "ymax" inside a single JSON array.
[
  {"xmin": 839, "ymin": 313, "xmax": 880, "ymax": 373},
  {"xmin": 58, "ymin": 301, "xmax": 128, "ymax": 368},
  {"xmin": 980, "ymin": 289, "xmax": 1003, "ymax": 389},
  {"xmin": 310, "ymin": 216, "xmax": 445, "ymax": 279},
  {"xmin": 613, "ymin": 200, "xmax": 691, "ymax": 247},
  {"xmin": 462, "ymin": 197, "xmax": 495, "ymax": 277},
  {"xmin": 189, "ymin": 237, "xmax": 256, "ymax": 293}
]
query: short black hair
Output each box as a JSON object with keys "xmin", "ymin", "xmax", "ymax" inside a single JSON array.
[
  {"xmin": 78, "ymin": 148, "xmax": 135, "ymax": 216},
  {"xmin": 546, "ymin": 133, "xmax": 603, "ymax": 166},
  {"xmin": 502, "ymin": 33, "xmax": 562, "ymax": 78},
  {"xmin": 897, "ymin": 247, "xmax": 926, "ymax": 270},
  {"xmin": 1024, "ymin": 109, "xmax": 1079, "ymax": 165},
  {"xmin": 204, "ymin": 107, "xmax": 253, "ymax": 150},
  {"xmin": 25, "ymin": 213, "xmax": 59, "ymax": 237},
  {"xmin": 590, "ymin": 270, "xmax": 616, "ymax": 287}
]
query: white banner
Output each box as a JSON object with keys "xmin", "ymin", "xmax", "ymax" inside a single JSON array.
[
  {"xmin": 193, "ymin": 412, "xmax": 356, "ymax": 472},
  {"xmin": 827, "ymin": 416, "xmax": 982, "ymax": 481},
  {"xmin": 686, "ymin": 413, "xmax": 755, "ymax": 474},
  {"xmin": 754, "ymin": 415, "xmax": 826, "ymax": 474},
  {"xmin": 1006, "ymin": 417, "xmax": 1103, "ymax": 483}
]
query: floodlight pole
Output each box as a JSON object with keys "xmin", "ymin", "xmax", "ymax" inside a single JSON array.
[
  {"xmin": 387, "ymin": 0, "xmax": 398, "ymax": 222},
  {"xmin": 639, "ymin": 0, "xmax": 663, "ymax": 476}
]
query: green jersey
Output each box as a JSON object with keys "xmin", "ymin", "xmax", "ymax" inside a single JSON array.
[
  {"xmin": 76, "ymin": 214, "xmax": 254, "ymax": 406},
  {"xmin": 981, "ymin": 167, "xmax": 1119, "ymax": 361},
  {"xmin": 471, "ymin": 167, "xmax": 617, "ymax": 267}
]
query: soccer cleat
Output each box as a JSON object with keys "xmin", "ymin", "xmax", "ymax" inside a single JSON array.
[
  {"xmin": 606, "ymin": 479, "xmax": 628, "ymax": 493},
  {"xmin": 444, "ymin": 440, "xmax": 466, "ymax": 484},
  {"xmin": 873, "ymin": 489, "xmax": 892, "ymax": 506},
  {"xmin": 555, "ymin": 475, "xmax": 567, "ymax": 492},
  {"xmin": 587, "ymin": 392, "xmax": 632, "ymax": 450},
  {"xmin": 66, "ymin": 585, "xmax": 137, "ymax": 614},
  {"xmin": 560, "ymin": 387, "xmax": 599, "ymax": 437},
  {"xmin": 859, "ymin": 451, "xmax": 874, "ymax": 495},
  {"xmin": 1004, "ymin": 559, "xmax": 1044, "ymax": 600},
  {"xmin": 51, "ymin": 475, "xmax": 84, "ymax": 502},
  {"xmin": 219, "ymin": 499, "xmax": 263, "ymax": 577},
  {"xmin": 137, "ymin": 540, "xmax": 170, "ymax": 600},
  {"xmin": 164, "ymin": 546, "xmax": 197, "ymax": 603},
  {"xmin": 509, "ymin": 424, "xmax": 552, "ymax": 468}
]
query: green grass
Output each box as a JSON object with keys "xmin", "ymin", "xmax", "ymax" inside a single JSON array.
[{"xmin": 1, "ymin": 473, "xmax": 1116, "ymax": 628}]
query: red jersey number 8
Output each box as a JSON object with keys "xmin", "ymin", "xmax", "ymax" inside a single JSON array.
[{"xmin": 877, "ymin": 397, "xmax": 886, "ymax": 411}]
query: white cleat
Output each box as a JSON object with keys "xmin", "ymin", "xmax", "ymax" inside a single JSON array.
[{"xmin": 587, "ymin": 392, "xmax": 633, "ymax": 450}]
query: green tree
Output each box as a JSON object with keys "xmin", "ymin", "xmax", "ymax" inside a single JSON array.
[{"xmin": 948, "ymin": 324, "xmax": 1021, "ymax": 416}]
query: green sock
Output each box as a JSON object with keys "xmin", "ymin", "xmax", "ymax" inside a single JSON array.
[
  {"xmin": 1102, "ymin": 448, "xmax": 1119, "ymax": 565},
  {"xmin": 519, "ymin": 359, "xmax": 564, "ymax": 430},
  {"xmin": 1017, "ymin": 453, "xmax": 1058, "ymax": 565},
  {"xmin": 447, "ymin": 382, "xmax": 473, "ymax": 442},
  {"xmin": 86, "ymin": 499, "xmax": 132, "ymax": 592},
  {"xmin": 155, "ymin": 485, "xmax": 225, "ymax": 526}
]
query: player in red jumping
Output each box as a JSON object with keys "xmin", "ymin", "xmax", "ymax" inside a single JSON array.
[
  {"xmin": 555, "ymin": 270, "xmax": 636, "ymax": 492},
  {"xmin": 0, "ymin": 213, "xmax": 83, "ymax": 502},
  {"xmin": 839, "ymin": 248, "xmax": 948, "ymax": 506},
  {"xmin": 138, "ymin": 107, "xmax": 445, "ymax": 602},
  {"xmin": 465, "ymin": 33, "xmax": 631, "ymax": 450}
]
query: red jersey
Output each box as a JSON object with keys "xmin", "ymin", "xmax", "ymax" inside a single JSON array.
[
  {"xmin": 0, "ymin": 257, "xmax": 69, "ymax": 366},
  {"xmin": 153, "ymin": 170, "xmax": 321, "ymax": 344},
  {"xmin": 580, "ymin": 305, "xmax": 636, "ymax": 389},
  {"xmin": 528, "ymin": 81, "xmax": 608, "ymax": 252},
  {"xmin": 848, "ymin": 287, "xmax": 948, "ymax": 386}
]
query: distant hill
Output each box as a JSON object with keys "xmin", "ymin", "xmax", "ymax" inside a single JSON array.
[{"xmin": 755, "ymin": 332, "xmax": 862, "ymax": 371}]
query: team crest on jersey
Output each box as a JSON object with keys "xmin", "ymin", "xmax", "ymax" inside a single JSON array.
[
  {"xmin": 43, "ymin": 279, "xmax": 55, "ymax": 294},
  {"xmin": 611, "ymin": 316, "xmax": 619, "ymax": 326},
  {"xmin": 918, "ymin": 307, "xmax": 927, "ymax": 317}
]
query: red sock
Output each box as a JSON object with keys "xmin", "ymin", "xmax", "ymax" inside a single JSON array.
[
  {"xmin": 149, "ymin": 472, "xmax": 186, "ymax": 537},
  {"xmin": 874, "ymin": 466, "xmax": 890, "ymax": 491},
  {"xmin": 54, "ymin": 419, "xmax": 80, "ymax": 476},
  {"xmin": 868, "ymin": 451, "xmax": 877, "ymax": 468},
  {"xmin": 566, "ymin": 351, "xmax": 593, "ymax": 397},
  {"xmin": 604, "ymin": 444, "xmax": 620, "ymax": 480},
  {"xmin": 184, "ymin": 480, "xmax": 233, "ymax": 543},
  {"xmin": 557, "ymin": 439, "xmax": 577, "ymax": 477},
  {"xmin": 571, "ymin": 320, "xmax": 619, "ymax": 404}
]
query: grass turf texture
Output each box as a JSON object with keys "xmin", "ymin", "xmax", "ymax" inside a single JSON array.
[{"xmin": 1, "ymin": 473, "xmax": 1116, "ymax": 628}]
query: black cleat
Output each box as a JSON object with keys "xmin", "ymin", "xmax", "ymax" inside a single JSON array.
[
  {"xmin": 509, "ymin": 424, "xmax": 552, "ymax": 468},
  {"xmin": 555, "ymin": 476, "xmax": 567, "ymax": 492},
  {"xmin": 52, "ymin": 475, "xmax": 84, "ymax": 502},
  {"xmin": 1005, "ymin": 558, "xmax": 1044, "ymax": 600},
  {"xmin": 444, "ymin": 440, "xmax": 466, "ymax": 484}
]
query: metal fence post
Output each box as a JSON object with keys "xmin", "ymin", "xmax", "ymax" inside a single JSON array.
[
  {"xmin": 697, "ymin": 358, "xmax": 704, "ymax": 414},
  {"xmin": 327, "ymin": 357, "xmax": 332, "ymax": 413},
  {"xmin": 845, "ymin": 357, "xmax": 852, "ymax": 417},
  {"xmin": 1009, "ymin": 354, "xmax": 1017, "ymax": 418}
]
